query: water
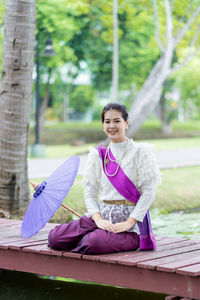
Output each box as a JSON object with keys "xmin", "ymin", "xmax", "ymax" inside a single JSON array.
[
  {"xmin": 151, "ymin": 209, "xmax": 200, "ymax": 240},
  {"xmin": 0, "ymin": 270, "xmax": 165, "ymax": 300}
]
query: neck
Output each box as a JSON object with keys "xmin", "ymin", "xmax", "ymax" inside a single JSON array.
[{"xmin": 109, "ymin": 137, "xmax": 128, "ymax": 144}]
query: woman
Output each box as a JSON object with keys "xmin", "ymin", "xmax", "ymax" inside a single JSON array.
[{"xmin": 48, "ymin": 103, "xmax": 161, "ymax": 254}]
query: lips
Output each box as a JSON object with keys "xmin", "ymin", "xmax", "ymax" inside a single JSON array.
[{"xmin": 109, "ymin": 131, "xmax": 117, "ymax": 135}]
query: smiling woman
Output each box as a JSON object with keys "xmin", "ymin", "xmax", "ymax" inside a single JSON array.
[
  {"xmin": 102, "ymin": 103, "xmax": 129, "ymax": 143},
  {"xmin": 48, "ymin": 103, "xmax": 161, "ymax": 255}
]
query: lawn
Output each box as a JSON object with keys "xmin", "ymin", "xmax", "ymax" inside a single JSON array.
[{"xmin": 28, "ymin": 137, "xmax": 200, "ymax": 158}]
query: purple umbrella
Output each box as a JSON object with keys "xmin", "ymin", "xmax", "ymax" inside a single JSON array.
[{"xmin": 21, "ymin": 156, "xmax": 80, "ymax": 238}]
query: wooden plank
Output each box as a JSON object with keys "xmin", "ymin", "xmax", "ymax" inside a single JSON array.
[
  {"xmin": 23, "ymin": 244, "xmax": 63, "ymax": 256},
  {"xmin": 176, "ymin": 263, "xmax": 200, "ymax": 276},
  {"xmin": 82, "ymin": 241, "xmax": 200, "ymax": 266},
  {"xmin": 80, "ymin": 239, "xmax": 195, "ymax": 264},
  {"xmin": 135, "ymin": 250, "xmax": 200, "ymax": 271},
  {"xmin": 154, "ymin": 239, "xmax": 197, "ymax": 252},
  {"xmin": 9, "ymin": 239, "xmax": 48, "ymax": 250},
  {"xmin": 0, "ymin": 219, "xmax": 20, "ymax": 225},
  {"xmin": 0, "ymin": 223, "xmax": 21, "ymax": 232},
  {"xmin": 95, "ymin": 244, "xmax": 200, "ymax": 266},
  {"xmin": 137, "ymin": 240, "xmax": 200, "ymax": 269},
  {"xmin": 0, "ymin": 233, "xmax": 48, "ymax": 244},
  {"xmin": 157, "ymin": 255, "xmax": 200, "ymax": 273}
]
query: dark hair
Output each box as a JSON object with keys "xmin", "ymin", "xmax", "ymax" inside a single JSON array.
[{"xmin": 101, "ymin": 103, "xmax": 128, "ymax": 123}]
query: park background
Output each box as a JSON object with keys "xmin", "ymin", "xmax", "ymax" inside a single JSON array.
[
  {"xmin": 0, "ymin": 0, "xmax": 200, "ymax": 239},
  {"xmin": 0, "ymin": 1, "xmax": 200, "ymax": 298}
]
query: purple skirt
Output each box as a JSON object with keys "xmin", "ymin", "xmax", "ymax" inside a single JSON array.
[{"xmin": 48, "ymin": 216, "xmax": 139, "ymax": 255}]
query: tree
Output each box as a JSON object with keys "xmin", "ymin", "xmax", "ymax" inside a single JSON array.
[
  {"xmin": 68, "ymin": 0, "xmax": 158, "ymax": 91},
  {"xmin": 0, "ymin": 0, "xmax": 35, "ymax": 216},
  {"xmin": 69, "ymin": 85, "xmax": 95, "ymax": 114},
  {"xmin": 174, "ymin": 55, "xmax": 200, "ymax": 119},
  {"xmin": 112, "ymin": 0, "xmax": 119, "ymax": 102},
  {"xmin": 128, "ymin": 0, "xmax": 200, "ymax": 136},
  {"xmin": 34, "ymin": 0, "xmax": 90, "ymax": 128}
]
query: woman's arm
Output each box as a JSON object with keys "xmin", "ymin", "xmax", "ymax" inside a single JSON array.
[{"xmin": 129, "ymin": 178, "xmax": 157, "ymax": 222}]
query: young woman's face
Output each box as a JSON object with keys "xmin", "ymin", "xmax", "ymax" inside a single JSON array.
[{"xmin": 103, "ymin": 109, "xmax": 129, "ymax": 143}]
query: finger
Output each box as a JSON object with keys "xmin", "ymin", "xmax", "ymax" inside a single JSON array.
[{"xmin": 106, "ymin": 225, "xmax": 116, "ymax": 233}]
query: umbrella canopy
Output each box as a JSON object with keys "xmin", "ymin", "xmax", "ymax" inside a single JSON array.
[{"xmin": 21, "ymin": 156, "xmax": 80, "ymax": 238}]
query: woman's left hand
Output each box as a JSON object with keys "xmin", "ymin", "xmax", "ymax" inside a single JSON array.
[{"xmin": 112, "ymin": 217, "xmax": 137, "ymax": 233}]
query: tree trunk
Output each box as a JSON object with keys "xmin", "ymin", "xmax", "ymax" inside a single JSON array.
[
  {"xmin": 112, "ymin": 0, "xmax": 118, "ymax": 102},
  {"xmin": 0, "ymin": 0, "xmax": 35, "ymax": 217},
  {"xmin": 160, "ymin": 91, "xmax": 173, "ymax": 135},
  {"xmin": 128, "ymin": 53, "xmax": 173, "ymax": 137}
]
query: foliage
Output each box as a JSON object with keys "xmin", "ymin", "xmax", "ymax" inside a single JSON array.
[
  {"xmin": 2, "ymin": 0, "xmax": 200, "ymax": 124},
  {"xmin": 174, "ymin": 55, "xmax": 200, "ymax": 118},
  {"xmin": 68, "ymin": 0, "xmax": 159, "ymax": 90},
  {"xmin": 69, "ymin": 85, "xmax": 95, "ymax": 113},
  {"xmin": 36, "ymin": 0, "xmax": 88, "ymax": 78}
]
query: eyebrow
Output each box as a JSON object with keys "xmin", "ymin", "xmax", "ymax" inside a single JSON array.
[{"xmin": 104, "ymin": 118, "xmax": 121, "ymax": 121}]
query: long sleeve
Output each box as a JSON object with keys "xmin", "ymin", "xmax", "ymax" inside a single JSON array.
[
  {"xmin": 130, "ymin": 144, "xmax": 161, "ymax": 222},
  {"xmin": 130, "ymin": 178, "xmax": 156, "ymax": 222},
  {"xmin": 83, "ymin": 147, "xmax": 102, "ymax": 217}
]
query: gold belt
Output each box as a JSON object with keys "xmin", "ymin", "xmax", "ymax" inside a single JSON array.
[{"xmin": 103, "ymin": 200, "xmax": 135, "ymax": 206}]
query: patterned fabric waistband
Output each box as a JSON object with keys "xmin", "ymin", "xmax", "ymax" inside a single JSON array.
[{"xmin": 103, "ymin": 200, "xmax": 135, "ymax": 206}]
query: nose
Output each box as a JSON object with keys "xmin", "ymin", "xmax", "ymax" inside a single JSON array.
[{"xmin": 109, "ymin": 122, "xmax": 116, "ymax": 128}]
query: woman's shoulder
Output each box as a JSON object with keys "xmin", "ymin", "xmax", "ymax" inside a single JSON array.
[
  {"xmin": 87, "ymin": 146, "xmax": 101, "ymax": 162},
  {"xmin": 131, "ymin": 141, "xmax": 161, "ymax": 185},
  {"xmin": 135, "ymin": 141, "xmax": 155, "ymax": 154},
  {"xmin": 128, "ymin": 139, "xmax": 155, "ymax": 155}
]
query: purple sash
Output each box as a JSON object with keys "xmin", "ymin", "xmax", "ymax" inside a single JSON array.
[{"xmin": 98, "ymin": 145, "xmax": 156, "ymax": 250}]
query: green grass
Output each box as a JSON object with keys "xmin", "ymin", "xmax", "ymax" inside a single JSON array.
[
  {"xmin": 30, "ymin": 166, "xmax": 200, "ymax": 223},
  {"xmin": 32, "ymin": 119, "xmax": 200, "ymax": 132},
  {"xmin": 172, "ymin": 120, "xmax": 200, "ymax": 131},
  {"xmin": 29, "ymin": 143, "xmax": 95, "ymax": 158},
  {"xmin": 44, "ymin": 121, "xmax": 102, "ymax": 130},
  {"xmin": 28, "ymin": 137, "xmax": 200, "ymax": 158},
  {"xmin": 153, "ymin": 166, "xmax": 200, "ymax": 213}
]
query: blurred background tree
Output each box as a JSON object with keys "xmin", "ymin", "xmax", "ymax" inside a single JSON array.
[{"xmin": 1, "ymin": 0, "xmax": 200, "ymax": 138}]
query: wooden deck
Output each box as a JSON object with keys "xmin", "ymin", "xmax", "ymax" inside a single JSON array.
[{"xmin": 0, "ymin": 218, "xmax": 200, "ymax": 300}]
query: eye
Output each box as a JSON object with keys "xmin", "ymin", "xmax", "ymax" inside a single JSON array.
[{"xmin": 104, "ymin": 121, "xmax": 110, "ymax": 124}]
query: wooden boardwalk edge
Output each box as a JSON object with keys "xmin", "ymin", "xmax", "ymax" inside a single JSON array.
[
  {"xmin": 0, "ymin": 219, "xmax": 200, "ymax": 300},
  {"xmin": 0, "ymin": 246, "xmax": 199, "ymax": 299}
]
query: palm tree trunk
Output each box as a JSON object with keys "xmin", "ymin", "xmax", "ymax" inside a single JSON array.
[{"xmin": 0, "ymin": 0, "xmax": 35, "ymax": 216}]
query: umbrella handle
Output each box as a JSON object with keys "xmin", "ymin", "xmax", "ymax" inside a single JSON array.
[
  {"xmin": 61, "ymin": 203, "xmax": 80, "ymax": 218},
  {"xmin": 29, "ymin": 180, "xmax": 39, "ymax": 190}
]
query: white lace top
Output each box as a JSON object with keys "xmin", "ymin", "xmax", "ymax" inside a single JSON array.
[{"xmin": 83, "ymin": 139, "xmax": 161, "ymax": 233}]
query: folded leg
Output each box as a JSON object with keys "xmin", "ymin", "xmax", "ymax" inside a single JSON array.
[
  {"xmin": 48, "ymin": 216, "xmax": 97, "ymax": 250},
  {"xmin": 71, "ymin": 229, "xmax": 139, "ymax": 254}
]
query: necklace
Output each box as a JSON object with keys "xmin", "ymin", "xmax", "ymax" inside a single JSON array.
[{"xmin": 104, "ymin": 141, "xmax": 128, "ymax": 177}]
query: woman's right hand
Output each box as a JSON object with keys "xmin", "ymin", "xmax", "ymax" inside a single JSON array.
[{"xmin": 91, "ymin": 213, "xmax": 116, "ymax": 232}]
